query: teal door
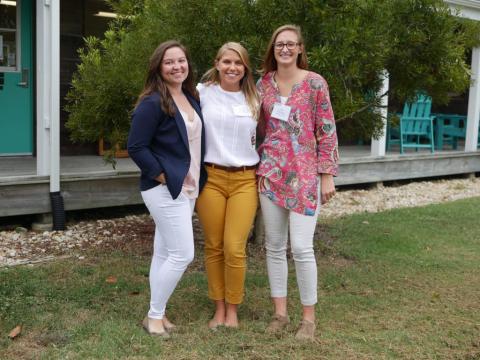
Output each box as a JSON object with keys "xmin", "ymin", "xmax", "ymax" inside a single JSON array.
[{"xmin": 0, "ymin": 0, "xmax": 33, "ymax": 155}]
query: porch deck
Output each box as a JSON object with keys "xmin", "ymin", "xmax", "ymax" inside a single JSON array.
[{"xmin": 1, "ymin": 146, "xmax": 479, "ymax": 217}]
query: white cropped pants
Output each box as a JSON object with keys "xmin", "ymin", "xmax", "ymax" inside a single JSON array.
[
  {"xmin": 141, "ymin": 184, "xmax": 195, "ymax": 319},
  {"xmin": 259, "ymin": 194, "xmax": 320, "ymax": 306}
]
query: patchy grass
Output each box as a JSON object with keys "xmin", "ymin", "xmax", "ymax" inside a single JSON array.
[{"xmin": 1, "ymin": 197, "xmax": 480, "ymax": 359}]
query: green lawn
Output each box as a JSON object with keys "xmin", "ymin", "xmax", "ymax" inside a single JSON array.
[{"xmin": 1, "ymin": 198, "xmax": 479, "ymax": 359}]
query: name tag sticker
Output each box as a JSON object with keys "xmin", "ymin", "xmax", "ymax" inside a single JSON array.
[
  {"xmin": 232, "ymin": 105, "xmax": 252, "ymax": 117},
  {"xmin": 271, "ymin": 103, "xmax": 291, "ymax": 122}
]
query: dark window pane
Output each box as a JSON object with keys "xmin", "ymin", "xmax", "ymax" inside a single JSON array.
[{"xmin": 0, "ymin": 3, "xmax": 17, "ymax": 68}]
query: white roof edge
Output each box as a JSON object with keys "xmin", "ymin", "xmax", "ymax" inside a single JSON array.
[
  {"xmin": 444, "ymin": 0, "xmax": 480, "ymax": 21},
  {"xmin": 445, "ymin": 0, "xmax": 480, "ymax": 21},
  {"xmin": 445, "ymin": 0, "xmax": 480, "ymax": 10}
]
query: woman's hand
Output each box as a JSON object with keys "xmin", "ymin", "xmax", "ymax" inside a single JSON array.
[
  {"xmin": 155, "ymin": 173, "xmax": 166, "ymax": 185},
  {"xmin": 320, "ymin": 173, "xmax": 336, "ymax": 204}
]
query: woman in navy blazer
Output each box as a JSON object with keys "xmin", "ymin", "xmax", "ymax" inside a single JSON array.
[{"xmin": 128, "ymin": 40, "xmax": 207, "ymax": 337}]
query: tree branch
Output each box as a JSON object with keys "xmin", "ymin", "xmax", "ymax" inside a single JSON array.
[{"xmin": 336, "ymin": 90, "xmax": 389, "ymax": 123}]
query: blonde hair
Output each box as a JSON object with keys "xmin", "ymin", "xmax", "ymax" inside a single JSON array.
[
  {"xmin": 201, "ymin": 42, "xmax": 259, "ymax": 119},
  {"xmin": 261, "ymin": 24, "xmax": 308, "ymax": 75}
]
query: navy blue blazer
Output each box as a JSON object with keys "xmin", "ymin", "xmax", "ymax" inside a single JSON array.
[{"xmin": 127, "ymin": 91, "xmax": 207, "ymax": 199}]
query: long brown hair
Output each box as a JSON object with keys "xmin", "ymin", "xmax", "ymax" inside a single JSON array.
[
  {"xmin": 260, "ymin": 24, "xmax": 308, "ymax": 75},
  {"xmin": 202, "ymin": 42, "xmax": 259, "ymax": 119},
  {"xmin": 136, "ymin": 40, "xmax": 198, "ymax": 116}
]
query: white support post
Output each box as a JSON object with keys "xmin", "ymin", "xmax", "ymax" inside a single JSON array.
[
  {"xmin": 371, "ymin": 70, "xmax": 389, "ymax": 157},
  {"xmin": 36, "ymin": 0, "xmax": 50, "ymax": 176},
  {"xmin": 465, "ymin": 46, "xmax": 480, "ymax": 152},
  {"xmin": 49, "ymin": 0, "xmax": 60, "ymax": 192},
  {"xmin": 36, "ymin": 0, "xmax": 60, "ymax": 191}
]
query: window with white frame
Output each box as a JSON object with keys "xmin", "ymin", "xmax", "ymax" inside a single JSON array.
[{"xmin": 0, "ymin": 0, "xmax": 18, "ymax": 71}]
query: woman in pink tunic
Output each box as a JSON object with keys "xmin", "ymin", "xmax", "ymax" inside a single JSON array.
[{"xmin": 257, "ymin": 24, "xmax": 339, "ymax": 340}]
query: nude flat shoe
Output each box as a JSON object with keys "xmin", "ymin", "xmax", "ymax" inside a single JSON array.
[
  {"xmin": 142, "ymin": 317, "xmax": 170, "ymax": 338},
  {"xmin": 266, "ymin": 314, "xmax": 290, "ymax": 333},
  {"xmin": 294, "ymin": 319, "xmax": 316, "ymax": 341},
  {"xmin": 162, "ymin": 318, "xmax": 177, "ymax": 333}
]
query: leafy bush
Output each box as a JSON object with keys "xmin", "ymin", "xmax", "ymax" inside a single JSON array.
[{"xmin": 65, "ymin": 0, "xmax": 480, "ymax": 149}]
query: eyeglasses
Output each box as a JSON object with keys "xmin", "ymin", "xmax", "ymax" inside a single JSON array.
[{"xmin": 273, "ymin": 42, "xmax": 299, "ymax": 51}]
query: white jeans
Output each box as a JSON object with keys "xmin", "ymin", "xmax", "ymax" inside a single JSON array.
[
  {"xmin": 259, "ymin": 194, "xmax": 320, "ymax": 306},
  {"xmin": 141, "ymin": 184, "xmax": 195, "ymax": 319}
]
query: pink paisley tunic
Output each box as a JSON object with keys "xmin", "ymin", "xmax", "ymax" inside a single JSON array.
[{"xmin": 257, "ymin": 71, "xmax": 339, "ymax": 215}]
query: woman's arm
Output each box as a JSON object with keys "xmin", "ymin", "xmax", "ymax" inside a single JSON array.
[
  {"xmin": 127, "ymin": 97, "xmax": 165, "ymax": 181},
  {"xmin": 256, "ymin": 78, "xmax": 267, "ymax": 142},
  {"xmin": 320, "ymin": 174, "xmax": 335, "ymax": 204},
  {"xmin": 314, "ymin": 77, "xmax": 339, "ymax": 203}
]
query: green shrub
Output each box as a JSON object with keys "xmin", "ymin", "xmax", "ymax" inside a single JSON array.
[{"xmin": 65, "ymin": 0, "xmax": 480, "ymax": 151}]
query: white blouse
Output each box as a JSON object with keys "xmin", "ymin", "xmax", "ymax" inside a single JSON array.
[
  {"xmin": 180, "ymin": 110, "xmax": 202, "ymax": 199},
  {"xmin": 198, "ymin": 83, "xmax": 259, "ymax": 167}
]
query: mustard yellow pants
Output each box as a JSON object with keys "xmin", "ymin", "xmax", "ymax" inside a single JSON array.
[{"xmin": 196, "ymin": 166, "xmax": 258, "ymax": 304}]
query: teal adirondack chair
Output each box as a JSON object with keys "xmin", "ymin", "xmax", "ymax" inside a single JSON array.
[
  {"xmin": 387, "ymin": 95, "xmax": 435, "ymax": 154},
  {"xmin": 433, "ymin": 114, "xmax": 466, "ymax": 150},
  {"xmin": 434, "ymin": 114, "xmax": 480, "ymax": 149}
]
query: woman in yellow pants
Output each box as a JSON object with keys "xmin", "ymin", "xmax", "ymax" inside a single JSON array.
[{"xmin": 196, "ymin": 42, "xmax": 259, "ymax": 328}]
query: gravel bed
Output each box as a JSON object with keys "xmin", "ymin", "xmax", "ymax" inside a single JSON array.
[
  {"xmin": 1, "ymin": 177, "xmax": 479, "ymax": 267},
  {"xmin": 320, "ymin": 177, "xmax": 480, "ymax": 218}
]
